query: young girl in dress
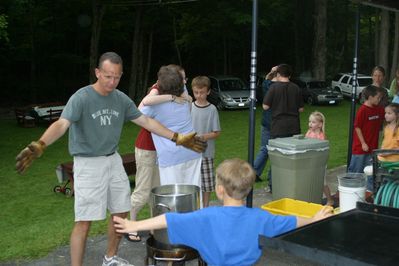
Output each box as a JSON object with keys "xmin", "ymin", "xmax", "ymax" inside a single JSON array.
[
  {"xmin": 379, "ymin": 103, "xmax": 399, "ymax": 162},
  {"xmin": 305, "ymin": 111, "xmax": 334, "ymax": 206}
]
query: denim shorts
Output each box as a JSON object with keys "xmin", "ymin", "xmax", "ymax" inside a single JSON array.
[{"xmin": 348, "ymin": 154, "xmax": 372, "ymax": 173}]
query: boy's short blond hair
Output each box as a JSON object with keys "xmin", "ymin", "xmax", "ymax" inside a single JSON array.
[
  {"xmin": 191, "ymin": 76, "xmax": 211, "ymax": 91},
  {"xmin": 216, "ymin": 158, "xmax": 256, "ymax": 200}
]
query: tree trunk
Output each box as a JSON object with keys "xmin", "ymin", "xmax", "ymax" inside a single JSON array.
[
  {"xmin": 312, "ymin": 0, "xmax": 327, "ymax": 80},
  {"xmin": 89, "ymin": 0, "xmax": 105, "ymax": 83},
  {"xmin": 368, "ymin": 16, "xmax": 374, "ymax": 69},
  {"xmin": 374, "ymin": 11, "xmax": 380, "ymax": 65},
  {"xmin": 29, "ymin": 3, "xmax": 37, "ymax": 103},
  {"xmin": 294, "ymin": 0, "xmax": 304, "ymax": 74},
  {"xmin": 173, "ymin": 16, "xmax": 182, "ymax": 66},
  {"xmin": 143, "ymin": 29, "xmax": 153, "ymax": 98},
  {"xmin": 136, "ymin": 29, "xmax": 144, "ymax": 101},
  {"xmin": 390, "ymin": 12, "xmax": 399, "ymax": 81},
  {"xmin": 128, "ymin": 7, "xmax": 142, "ymax": 100},
  {"xmin": 336, "ymin": 1, "xmax": 349, "ymax": 75},
  {"xmin": 223, "ymin": 35, "xmax": 227, "ymax": 74},
  {"xmin": 378, "ymin": 10, "xmax": 390, "ymax": 71}
]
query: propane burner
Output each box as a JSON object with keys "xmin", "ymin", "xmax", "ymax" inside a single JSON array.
[{"xmin": 145, "ymin": 235, "xmax": 206, "ymax": 265}]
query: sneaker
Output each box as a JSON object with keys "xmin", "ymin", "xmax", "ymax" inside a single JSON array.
[
  {"xmin": 264, "ymin": 186, "xmax": 271, "ymax": 193},
  {"xmin": 102, "ymin": 255, "xmax": 134, "ymax": 266}
]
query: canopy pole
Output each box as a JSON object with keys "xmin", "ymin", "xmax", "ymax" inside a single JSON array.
[
  {"xmin": 246, "ymin": 0, "xmax": 258, "ymax": 208},
  {"xmin": 347, "ymin": 4, "xmax": 360, "ymax": 170}
]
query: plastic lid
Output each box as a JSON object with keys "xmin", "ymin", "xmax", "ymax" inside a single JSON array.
[{"xmin": 268, "ymin": 134, "xmax": 329, "ymax": 150}]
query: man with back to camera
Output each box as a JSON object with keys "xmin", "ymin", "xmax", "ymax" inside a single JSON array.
[
  {"xmin": 15, "ymin": 52, "xmax": 206, "ymax": 266},
  {"xmin": 262, "ymin": 64, "xmax": 304, "ymax": 192},
  {"xmin": 263, "ymin": 63, "xmax": 304, "ymax": 139}
]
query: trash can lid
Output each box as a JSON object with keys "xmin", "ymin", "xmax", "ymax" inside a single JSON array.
[{"xmin": 268, "ymin": 134, "xmax": 329, "ymax": 151}]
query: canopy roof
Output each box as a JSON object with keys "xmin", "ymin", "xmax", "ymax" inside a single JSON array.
[{"xmin": 357, "ymin": 0, "xmax": 399, "ymax": 12}]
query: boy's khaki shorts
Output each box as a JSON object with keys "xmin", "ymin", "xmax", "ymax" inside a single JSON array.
[{"xmin": 73, "ymin": 152, "xmax": 131, "ymax": 221}]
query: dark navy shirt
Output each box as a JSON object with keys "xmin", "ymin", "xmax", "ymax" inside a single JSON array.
[{"xmin": 261, "ymin": 79, "xmax": 273, "ymax": 129}]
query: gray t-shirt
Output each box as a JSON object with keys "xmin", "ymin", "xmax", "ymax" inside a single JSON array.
[
  {"xmin": 61, "ymin": 85, "xmax": 142, "ymax": 157},
  {"xmin": 191, "ymin": 102, "xmax": 221, "ymax": 158}
]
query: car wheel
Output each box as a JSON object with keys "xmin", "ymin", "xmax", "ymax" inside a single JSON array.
[
  {"xmin": 65, "ymin": 188, "xmax": 73, "ymax": 197},
  {"xmin": 307, "ymin": 96, "xmax": 315, "ymax": 105},
  {"xmin": 216, "ymin": 101, "xmax": 224, "ymax": 110},
  {"xmin": 53, "ymin": 185, "xmax": 61, "ymax": 193}
]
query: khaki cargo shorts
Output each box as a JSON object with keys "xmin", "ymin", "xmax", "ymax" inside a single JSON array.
[{"xmin": 73, "ymin": 152, "xmax": 131, "ymax": 221}]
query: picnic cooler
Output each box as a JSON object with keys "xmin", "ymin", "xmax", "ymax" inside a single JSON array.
[{"xmin": 268, "ymin": 135, "xmax": 329, "ymax": 204}]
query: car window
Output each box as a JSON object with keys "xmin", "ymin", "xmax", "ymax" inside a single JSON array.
[
  {"xmin": 219, "ymin": 79, "xmax": 246, "ymax": 91},
  {"xmin": 291, "ymin": 79, "xmax": 305, "ymax": 88},
  {"xmin": 308, "ymin": 81, "xmax": 327, "ymax": 89},
  {"xmin": 210, "ymin": 78, "xmax": 218, "ymax": 91},
  {"xmin": 358, "ymin": 77, "xmax": 373, "ymax": 86},
  {"xmin": 333, "ymin": 74, "xmax": 342, "ymax": 81},
  {"xmin": 341, "ymin": 76, "xmax": 349, "ymax": 84}
]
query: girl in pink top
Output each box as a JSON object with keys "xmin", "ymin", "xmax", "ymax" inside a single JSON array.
[
  {"xmin": 305, "ymin": 111, "xmax": 326, "ymax": 140},
  {"xmin": 305, "ymin": 111, "xmax": 334, "ymax": 205}
]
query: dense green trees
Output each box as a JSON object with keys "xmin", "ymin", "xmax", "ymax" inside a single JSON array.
[{"xmin": 0, "ymin": 0, "xmax": 397, "ymax": 106}]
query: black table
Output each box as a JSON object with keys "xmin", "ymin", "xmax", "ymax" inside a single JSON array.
[{"xmin": 260, "ymin": 202, "xmax": 399, "ymax": 266}]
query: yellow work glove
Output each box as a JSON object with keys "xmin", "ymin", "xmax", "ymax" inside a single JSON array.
[
  {"xmin": 15, "ymin": 140, "xmax": 46, "ymax": 174},
  {"xmin": 171, "ymin": 132, "xmax": 207, "ymax": 153}
]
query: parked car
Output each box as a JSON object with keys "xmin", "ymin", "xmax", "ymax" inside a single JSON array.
[
  {"xmin": 207, "ymin": 76, "xmax": 250, "ymax": 110},
  {"xmin": 291, "ymin": 78, "xmax": 343, "ymax": 105},
  {"xmin": 331, "ymin": 73, "xmax": 372, "ymax": 100}
]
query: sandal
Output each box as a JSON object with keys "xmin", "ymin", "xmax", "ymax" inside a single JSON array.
[{"xmin": 125, "ymin": 232, "xmax": 141, "ymax": 242}]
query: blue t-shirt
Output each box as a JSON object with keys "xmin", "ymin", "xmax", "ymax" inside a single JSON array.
[
  {"xmin": 61, "ymin": 85, "xmax": 141, "ymax": 156},
  {"xmin": 166, "ymin": 206, "xmax": 296, "ymax": 266}
]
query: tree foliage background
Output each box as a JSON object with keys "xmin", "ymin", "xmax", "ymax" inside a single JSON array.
[{"xmin": 0, "ymin": 0, "xmax": 398, "ymax": 106}]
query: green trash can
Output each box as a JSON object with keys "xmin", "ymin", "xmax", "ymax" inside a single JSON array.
[{"xmin": 268, "ymin": 134, "xmax": 329, "ymax": 204}]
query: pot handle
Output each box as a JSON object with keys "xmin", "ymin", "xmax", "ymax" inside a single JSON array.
[
  {"xmin": 153, "ymin": 253, "xmax": 186, "ymax": 261},
  {"xmin": 155, "ymin": 203, "xmax": 171, "ymax": 212}
]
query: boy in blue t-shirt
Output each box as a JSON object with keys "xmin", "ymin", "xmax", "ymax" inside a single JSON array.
[{"xmin": 114, "ymin": 158, "xmax": 333, "ymax": 265}]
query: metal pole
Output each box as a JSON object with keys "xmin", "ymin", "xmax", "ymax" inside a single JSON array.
[
  {"xmin": 246, "ymin": 0, "xmax": 258, "ymax": 207},
  {"xmin": 347, "ymin": 5, "xmax": 360, "ymax": 170}
]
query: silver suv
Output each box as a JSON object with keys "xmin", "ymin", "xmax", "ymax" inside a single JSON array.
[
  {"xmin": 208, "ymin": 76, "xmax": 250, "ymax": 110},
  {"xmin": 331, "ymin": 73, "xmax": 372, "ymax": 100}
]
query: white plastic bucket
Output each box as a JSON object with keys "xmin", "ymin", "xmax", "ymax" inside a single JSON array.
[
  {"xmin": 338, "ymin": 185, "xmax": 366, "ymax": 212},
  {"xmin": 337, "ymin": 173, "xmax": 366, "ymax": 212}
]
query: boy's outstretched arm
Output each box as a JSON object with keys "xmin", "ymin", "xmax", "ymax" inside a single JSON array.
[
  {"xmin": 113, "ymin": 214, "xmax": 167, "ymax": 234},
  {"xmin": 296, "ymin": 206, "xmax": 333, "ymax": 228}
]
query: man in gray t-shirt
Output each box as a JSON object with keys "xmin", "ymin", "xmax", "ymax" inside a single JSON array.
[{"xmin": 15, "ymin": 52, "xmax": 206, "ymax": 266}]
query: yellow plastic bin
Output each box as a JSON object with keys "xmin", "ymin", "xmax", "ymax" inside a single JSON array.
[{"xmin": 261, "ymin": 198, "xmax": 323, "ymax": 218}]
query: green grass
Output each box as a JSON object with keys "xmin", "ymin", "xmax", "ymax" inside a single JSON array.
[{"xmin": 0, "ymin": 100, "xmax": 352, "ymax": 262}]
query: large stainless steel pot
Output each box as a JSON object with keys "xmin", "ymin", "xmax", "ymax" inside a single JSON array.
[{"xmin": 150, "ymin": 184, "xmax": 200, "ymax": 245}]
